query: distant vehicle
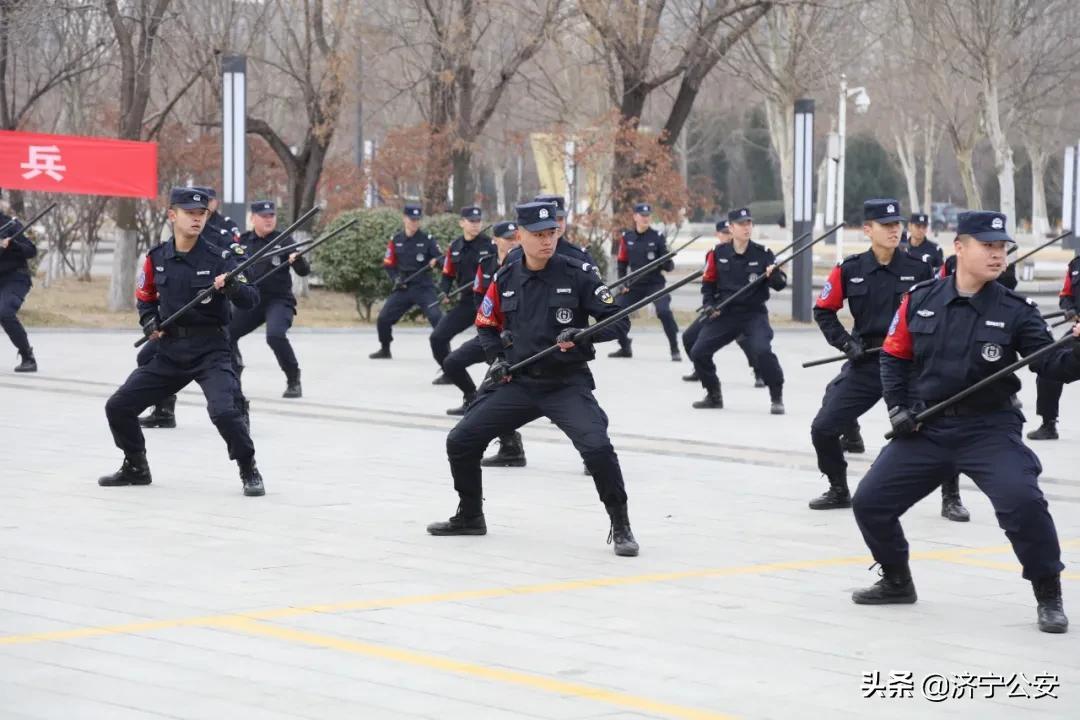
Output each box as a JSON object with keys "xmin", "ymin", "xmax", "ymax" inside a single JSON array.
[{"xmin": 931, "ymin": 203, "xmax": 961, "ymax": 232}]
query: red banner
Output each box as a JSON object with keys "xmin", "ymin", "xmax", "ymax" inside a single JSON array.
[{"xmin": 0, "ymin": 130, "xmax": 157, "ymax": 199}]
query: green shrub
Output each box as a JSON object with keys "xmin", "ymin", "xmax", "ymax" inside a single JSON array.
[{"xmin": 314, "ymin": 207, "xmax": 465, "ymax": 320}]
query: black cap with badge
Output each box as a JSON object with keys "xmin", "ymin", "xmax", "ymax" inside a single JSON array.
[
  {"xmin": 460, "ymin": 205, "xmax": 482, "ymax": 220},
  {"xmin": 533, "ymin": 194, "xmax": 566, "ymax": 219},
  {"xmin": 715, "ymin": 219, "xmax": 730, "ymax": 232},
  {"xmin": 516, "ymin": 201, "xmax": 559, "ymax": 232},
  {"xmin": 727, "ymin": 207, "xmax": 752, "ymax": 223},
  {"xmin": 492, "ymin": 221, "xmax": 517, "ymax": 238},
  {"xmin": 909, "ymin": 212, "xmax": 929, "ymax": 226},
  {"xmin": 863, "ymin": 198, "xmax": 903, "ymax": 224},
  {"xmin": 192, "ymin": 185, "xmax": 216, "ymax": 200},
  {"xmin": 250, "ymin": 200, "xmax": 275, "ymax": 216},
  {"xmin": 634, "ymin": 202, "xmax": 652, "ymax": 215},
  {"xmin": 403, "ymin": 203, "xmax": 422, "ymax": 219},
  {"xmin": 957, "ymin": 210, "xmax": 1012, "ymax": 243},
  {"xmin": 169, "ymin": 186, "xmax": 210, "ymax": 210}
]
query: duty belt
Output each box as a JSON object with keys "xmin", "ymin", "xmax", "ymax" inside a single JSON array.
[
  {"xmin": 938, "ymin": 397, "xmax": 1017, "ymax": 417},
  {"xmin": 169, "ymin": 325, "xmax": 225, "ymax": 338}
]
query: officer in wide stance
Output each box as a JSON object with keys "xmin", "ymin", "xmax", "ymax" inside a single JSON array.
[
  {"xmin": 100, "ymin": 187, "xmax": 265, "ymax": 496},
  {"xmin": 427, "ymin": 201, "xmax": 638, "ymax": 556},
  {"xmin": 850, "ymin": 211, "xmax": 1080, "ymax": 633}
]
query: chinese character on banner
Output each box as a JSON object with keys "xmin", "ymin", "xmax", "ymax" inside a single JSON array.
[{"xmin": 20, "ymin": 145, "xmax": 66, "ymax": 182}]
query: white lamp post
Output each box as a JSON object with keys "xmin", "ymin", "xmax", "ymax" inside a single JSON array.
[{"xmin": 835, "ymin": 73, "xmax": 870, "ymax": 261}]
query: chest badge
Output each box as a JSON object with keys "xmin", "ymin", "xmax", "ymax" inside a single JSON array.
[
  {"xmin": 849, "ymin": 277, "xmax": 865, "ymax": 284},
  {"xmin": 916, "ymin": 309, "xmax": 935, "ymax": 317},
  {"xmin": 981, "ymin": 343, "xmax": 1003, "ymax": 362},
  {"xmin": 554, "ymin": 307, "xmax": 574, "ymax": 324},
  {"xmin": 196, "ymin": 270, "xmax": 210, "ymax": 276},
  {"xmin": 415, "ymin": 252, "xmax": 425, "ymax": 262},
  {"xmin": 748, "ymin": 273, "xmax": 759, "ymax": 281},
  {"xmin": 646, "ymin": 251, "xmax": 656, "ymax": 260},
  {"xmin": 271, "ymin": 256, "xmax": 282, "ymax": 267},
  {"xmin": 900, "ymin": 275, "xmax": 915, "ymax": 281}
]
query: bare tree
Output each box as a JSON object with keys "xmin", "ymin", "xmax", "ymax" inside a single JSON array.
[{"xmin": 579, "ymin": 0, "xmax": 771, "ymax": 211}]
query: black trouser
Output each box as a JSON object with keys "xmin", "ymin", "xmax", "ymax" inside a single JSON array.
[
  {"xmin": 376, "ymin": 284, "xmax": 442, "ymax": 345},
  {"xmin": 1035, "ymin": 374, "xmax": 1064, "ymax": 421},
  {"xmin": 810, "ymin": 357, "xmax": 882, "ymax": 478},
  {"xmin": 0, "ymin": 271, "xmax": 32, "ymax": 355},
  {"xmin": 681, "ymin": 314, "xmax": 757, "ymax": 374},
  {"xmin": 443, "ymin": 334, "xmax": 486, "ymax": 395},
  {"xmin": 853, "ymin": 410, "xmax": 1061, "ymax": 581},
  {"xmin": 446, "ymin": 376, "xmax": 627, "ymax": 512},
  {"xmin": 430, "ymin": 300, "xmax": 477, "ymax": 367},
  {"xmin": 690, "ymin": 310, "xmax": 782, "ymax": 396},
  {"xmin": 229, "ymin": 298, "xmax": 299, "ymax": 377},
  {"xmin": 107, "ymin": 337, "xmax": 254, "ymax": 463},
  {"xmin": 613, "ymin": 281, "xmax": 679, "ymax": 350}
]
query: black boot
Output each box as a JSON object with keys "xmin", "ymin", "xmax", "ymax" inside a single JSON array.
[
  {"xmin": 14, "ymin": 348, "xmax": 36, "ymax": 372},
  {"xmin": 139, "ymin": 395, "xmax": 177, "ymax": 429},
  {"xmin": 239, "ymin": 459, "xmax": 265, "ymax": 497},
  {"xmin": 681, "ymin": 370, "xmax": 699, "ymax": 382},
  {"xmin": 1027, "ymin": 419, "xmax": 1059, "ymax": 441},
  {"xmin": 753, "ymin": 371, "xmax": 765, "ymax": 388},
  {"xmin": 840, "ymin": 426, "xmax": 865, "ymax": 454},
  {"xmin": 769, "ymin": 388, "xmax": 785, "ymax": 415},
  {"xmin": 1033, "ymin": 575, "xmax": 1069, "ymax": 633},
  {"xmin": 670, "ymin": 348, "xmax": 682, "ymax": 362},
  {"xmin": 98, "ymin": 453, "xmax": 152, "ymax": 487},
  {"xmin": 283, "ymin": 368, "xmax": 302, "ymax": 398},
  {"xmin": 480, "ymin": 431, "xmax": 526, "ymax": 467},
  {"xmin": 608, "ymin": 340, "xmax": 632, "ymax": 358},
  {"xmin": 605, "ymin": 503, "xmax": 639, "ymax": 557},
  {"xmin": 369, "ymin": 343, "xmax": 391, "ymax": 359},
  {"xmin": 852, "ymin": 563, "xmax": 918, "ymax": 605},
  {"xmin": 940, "ymin": 475, "xmax": 970, "ymax": 522},
  {"xmin": 808, "ymin": 474, "xmax": 851, "ymax": 510},
  {"xmin": 427, "ymin": 503, "xmax": 487, "ymax": 535},
  {"xmin": 446, "ymin": 391, "xmax": 476, "ymax": 416},
  {"xmin": 432, "ymin": 372, "xmax": 452, "ymax": 385},
  {"xmin": 692, "ymin": 388, "xmax": 723, "ymax": 409}
]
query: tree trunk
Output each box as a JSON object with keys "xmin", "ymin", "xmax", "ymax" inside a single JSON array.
[
  {"xmin": 894, "ymin": 125, "xmax": 919, "ymax": 212},
  {"xmin": 955, "ymin": 144, "xmax": 981, "ymax": 210},
  {"xmin": 1028, "ymin": 143, "xmax": 1050, "ymax": 237},
  {"xmin": 494, "ymin": 160, "xmax": 507, "ymax": 216},
  {"xmin": 610, "ymin": 84, "xmax": 648, "ymax": 213},
  {"xmin": 980, "ymin": 58, "xmax": 1016, "ymax": 234},
  {"xmin": 922, "ymin": 118, "xmax": 940, "ymax": 215},
  {"xmin": 763, "ymin": 95, "xmax": 793, "ymax": 231},
  {"xmin": 108, "ymin": 197, "xmax": 138, "ymax": 311},
  {"xmin": 451, "ymin": 146, "xmax": 472, "ymax": 210}
]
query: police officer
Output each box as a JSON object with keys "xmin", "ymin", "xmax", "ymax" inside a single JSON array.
[
  {"xmin": 900, "ymin": 212, "xmax": 944, "ymax": 271},
  {"xmin": 100, "ymin": 187, "xmax": 265, "ymax": 496},
  {"xmin": 370, "ymin": 204, "xmax": 444, "ymax": 359},
  {"xmin": 1027, "ymin": 257, "xmax": 1079, "ymax": 441},
  {"xmin": 430, "ymin": 206, "xmax": 494, "ymax": 380},
  {"xmin": 228, "ymin": 200, "xmax": 310, "ymax": 398},
  {"xmin": 851, "ymin": 210, "xmax": 1080, "ymax": 633},
  {"xmin": 608, "ymin": 202, "xmax": 680, "ymax": 360},
  {"xmin": 427, "ymin": 201, "xmax": 639, "ymax": 557},
  {"xmin": 689, "ymin": 207, "xmax": 787, "ymax": 414},
  {"xmin": 681, "ymin": 219, "xmax": 762, "ymax": 386},
  {"xmin": 808, "ymin": 199, "xmax": 944, "ymax": 512},
  {"xmin": 199, "ymin": 187, "xmax": 242, "ymax": 247},
  {"xmin": 0, "ymin": 208, "xmax": 35, "ymax": 372},
  {"xmin": 138, "ymin": 185, "xmax": 246, "ymax": 428},
  {"xmin": 441, "ymin": 220, "xmax": 529, "ymax": 467}
]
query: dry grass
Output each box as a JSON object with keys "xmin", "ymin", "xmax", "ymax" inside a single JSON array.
[{"xmin": 20, "ymin": 277, "xmax": 372, "ymax": 329}]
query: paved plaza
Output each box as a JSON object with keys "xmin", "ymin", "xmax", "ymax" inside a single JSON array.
[{"xmin": 2, "ymin": 325, "xmax": 1079, "ymax": 719}]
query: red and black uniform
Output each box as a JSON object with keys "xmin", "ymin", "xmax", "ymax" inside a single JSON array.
[
  {"xmin": 376, "ymin": 229, "xmax": 444, "ymax": 347},
  {"xmin": 611, "ymin": 226, "xmax": 679, "ymax": 353},
  {"xmin": 0, "ymin": 212, "xmax": 34, "ymax": 360},
  {"xmin": 430, "ymin": 233, "xmax": 494, "ymax": 367}
]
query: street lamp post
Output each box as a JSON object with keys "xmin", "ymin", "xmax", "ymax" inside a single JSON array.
[{"xmin": 834, "ymin": 73, "xmax": 870, "ymax": 262}]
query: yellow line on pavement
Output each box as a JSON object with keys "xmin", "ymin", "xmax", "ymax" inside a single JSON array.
[
  {"xmin": 1, "ymin": 541, "xmax": 1073, "ymax": 647},
  {"xmin": 216, "ymin": 617, "xmax": 736, "ymax": 720}
]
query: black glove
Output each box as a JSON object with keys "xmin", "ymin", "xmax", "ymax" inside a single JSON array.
[
  {"xmin": 888, "ymin": 406, "xmax": 919, "ymax": 437},
  {"xmin": 843, "ymin": 337, "xmax": 865, "ymax": 360},
  {"xmin": 141, "ymin": 318, "xmax": 160, "ymax": 337},
  {"xmin": 486, "ymin": 357, "xmax": 512, "ymax": 384},
  {"xmin": 556, "ymin": 327, "xmax": 592, "ymax": 352},
  {"xmin": 220, "ymin": 274, "xmax": 243, "ymax": 298}
]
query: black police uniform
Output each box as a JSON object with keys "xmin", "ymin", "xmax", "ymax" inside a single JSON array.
[
  {"xmin": 430, "ymin": 210, "xmax": 494, "ymax": 368},
  {"xmin": 374, "ymin": 211, "xmax": 444, "ymax": 353},
  {"xmin": 809, "ymin": 208, "xmax": 933, "ymax": 509},
  {"xmin": 0, "ymin": 212, "xmax": 36, "ymax": 370},
  {"xmin": 202, "ymin": 209, "xmax": 242, "ymax": 247},
  {"xmin": 442, "ymin": 250, "xmax": 504, "ymax": 403},
  {"xmin": 610, "ymin": 221, "xmax": 680, "ymax": 357},
  {"xmin": 103, "ymin": 192, "xmax": 263, "ymax": 494},
  {"xmin": 690, "ymin": 216, "xmax": 786, "ymax": 410},
  {"xmin": 1029, "ymin": 257, "xmax": 1080, "ymax": 438},
  {"xmin": 228, "ymin": 205, "xmax": 311, "ymax": 394},
  {"xmin": 851, "ymin": 211, "xmax": 1080, "ymax": 632},
  {"xmin": 429, "ymin": 202, "xmax": 638, "ymax": 556}
]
